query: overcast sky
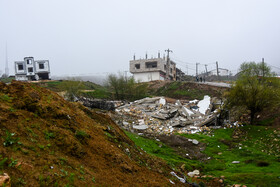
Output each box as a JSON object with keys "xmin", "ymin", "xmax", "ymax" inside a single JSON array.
[{"xmin": 1, "ymin": 0, "xmax": 280, "ymax": 76}]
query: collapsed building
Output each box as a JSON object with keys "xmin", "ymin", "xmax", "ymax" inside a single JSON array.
[
  {"xmin": 15, "ymin": 57, "xmax": 51, "ymax": 81},
  {"xmin": 129, "ymin": 52, "xmax": 176, "ymax": 82},
  {"xmin": 113, "ymin": 96, "xmax": 230, "ymax": 135}
]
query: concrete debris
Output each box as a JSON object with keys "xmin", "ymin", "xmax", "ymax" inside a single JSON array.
[
  {"xmin": 78, "ymin": 97, "xmax": 115, "ymax": 110},
  {"xmin": 187, "ymin": 170, "xmax": 200, "ymax": 177},
  {"xmin": 114, "ymin": 96, "xmax": 226, "ymax": 135},
  {"xmin": 232, "ymin": 161, "xmax": 240, "ymax": 164},
  {"xmin": 170, "ymin": 171, "xmax": 186, "ymax": 183},
  {"xmin": 192, "ymin": 139, "xmax": 199, "ymax": 145}
]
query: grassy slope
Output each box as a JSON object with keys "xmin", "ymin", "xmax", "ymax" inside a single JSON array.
[
  {"xmin": 0, "ymin": 81, "xmax": 177, "ymax": 186},
  {"xmin": 148, "ymin": 81, "xmax": 227, "ymax": 100},
  {"xmin": 126, "ymin": 126, "xmax": 280, "ymax": 186}
]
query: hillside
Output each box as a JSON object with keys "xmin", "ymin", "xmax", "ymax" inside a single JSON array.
[{"xmin": 0, "ymin": 81, "xmax": 180, "ymax": 186}]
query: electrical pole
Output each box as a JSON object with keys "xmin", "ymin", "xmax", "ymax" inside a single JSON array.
[
  {"xmin": 165, "ymin": 48, "xmax": 173, "ymax": 80},
  {"xmin": 262, "ymin": 58, "xmax": 265, "ymax": 77},
  {"xmin": 124, "ymin": 71, "xmax": 128, "ymax": 82},
  {"xmin": 186, "ymin": 65, "xmax": 188, "ymax": 76},
  {"xmin": 216, "ymin": 61, "xmax": 219, "ymax": 81},
  {"xmin": 205, "ymin": 64, "xmax": 208, "ymax": 76},
  {"xmin": 196, "ymin": 63, "xmax": 199, "ymax": 77}
]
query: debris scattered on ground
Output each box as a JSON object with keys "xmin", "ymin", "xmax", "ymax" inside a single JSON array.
[
  {"xmin": 187, "ymin": 170, "xmax": 200, "ymax": 177},
  {"xmin": 113, "ymin": 96, "xmax": 223, "ymax": 135}
]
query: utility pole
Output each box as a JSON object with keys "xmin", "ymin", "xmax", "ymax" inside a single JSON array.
[
  {"xmin": 165, "ymin": 48, "xmax": 173, "ymax": 80},
  {"xmin": 262, "ymin": 58, "xmax": 265, "ymax": 77},
  {"xmin": 186, "ymin": 65, "xmax": 188, "ymax": 76},
  {"xmin": 196, "ymin": 63, "xmax": 199, "ymax": 76},
  {"xmin": 216, "ymin": 61, "xmax": 219, "ymax": 81},
  {"xmin": 205, "ymin": 64, "xmax": 208, "ymax": 76},
  {"xmin": 124, "ymin": 71, "xmax": 128, "ymax": 82}
]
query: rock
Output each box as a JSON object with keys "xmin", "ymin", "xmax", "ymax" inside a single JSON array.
[
  {"xmin": 0, "ymin": 173, "xmax": 11, "ymax": 187},
  {"xmin": 132, "ymin": 125, "xmax": 148, "ymax": 130},
  {"xmin": 192, "ymin": 139, "xmax": 199, "ymax": 145},
  {"xmin": 159, "ymin": 97, "xmax": 166, "ymax": 105},
  {"xmin": 232, "ymin": 161, "xmax": 240, "ymax": 164},
  {"xmin": 187, "ymin": 170, "xmax": 200, "ymax": 177},
  {"xmin": 193, "ymin": 170, "xmax": 200, "ymax": 175}
]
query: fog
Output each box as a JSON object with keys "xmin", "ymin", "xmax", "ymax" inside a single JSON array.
[{"xmin": 1, "ymin": 0, "xmax": 280, "ymax": 76}]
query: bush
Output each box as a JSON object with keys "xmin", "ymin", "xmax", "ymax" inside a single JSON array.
[
  {"xmin": 107, "ymin": 74, "xmax": 148, "ymax": 101},
  {"xmin": 226, "ymin": 62, "xmax": 280, "ymax": 124}
]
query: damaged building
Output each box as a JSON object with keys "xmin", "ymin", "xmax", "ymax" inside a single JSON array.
[
  {"xmin": 15, "ymin": 57, "xmax": 51, "ymax": 81},
  {"xmin": 129, "ymin": 53, "xmax": 176, "ymax": 82}
]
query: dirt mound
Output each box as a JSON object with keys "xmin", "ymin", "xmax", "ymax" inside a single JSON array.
[{"xmin": 0, "ymin": 81, "xmax": 180, "ymax": 186}]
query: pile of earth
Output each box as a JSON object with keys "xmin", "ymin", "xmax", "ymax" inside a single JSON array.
[{"xmin": 0, "ymin": 81, "xmax": 183, "ymax": 186}]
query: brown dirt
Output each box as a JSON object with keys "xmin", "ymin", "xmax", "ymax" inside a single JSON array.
[{"xmin": 0, "ymin": 81, "xmax": 186, "ymax": 186}]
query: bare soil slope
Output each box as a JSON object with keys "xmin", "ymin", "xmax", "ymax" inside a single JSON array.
[{"xmin": 0, "ymin": 81, "xmax": 178, "ymax": 186}]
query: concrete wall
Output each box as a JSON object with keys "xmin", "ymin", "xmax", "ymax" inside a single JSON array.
[{"xmin": 133, "ymin": 72, "xmax": 164, "ymax": 82}]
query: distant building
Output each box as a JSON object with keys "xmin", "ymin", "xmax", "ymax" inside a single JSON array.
[
  {"xmin": 129, "ymin": 54, "xmax": 176, "ymax": 82},
  {"xmin": 15, "ymin": 57, "xmax": 51, "ymax": 81}
]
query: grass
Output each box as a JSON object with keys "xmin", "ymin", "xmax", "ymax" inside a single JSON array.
[
  {"xmin": 126, "ymin": 126, "xmax": 280, "ymax": 186},
  {"xmin": 125, "ymin": 131, "xmax": 201, "ymax": 170},
  {"xmin": 180, "ymin": 126, "xmax": 280, "ymax": 186}
]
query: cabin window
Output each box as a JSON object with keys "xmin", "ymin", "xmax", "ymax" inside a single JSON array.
[
  {"xmin": 18, "ymin": 64, "xmax": 24, "ymax": 70},
  {"xmin": 39, "ymin": 63, "xmax": 44, "ymax": 69},
  {"xmin": 145, "ymin": 61, "xmax": 157, "ymax": 68}
]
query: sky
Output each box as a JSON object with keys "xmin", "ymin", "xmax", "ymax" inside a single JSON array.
[{"xmin": 0, "ymin": 0, "xmax": 280, "ymax": 76}]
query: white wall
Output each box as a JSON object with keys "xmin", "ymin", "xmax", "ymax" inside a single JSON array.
[{"xmin": 133, "ymin": 72, "xmax": 162, "ymax": 82}]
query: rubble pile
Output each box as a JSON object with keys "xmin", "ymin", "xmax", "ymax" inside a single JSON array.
[{"xmin": 114, "ymin": 95, "xmax": 222, "ymax": 135}]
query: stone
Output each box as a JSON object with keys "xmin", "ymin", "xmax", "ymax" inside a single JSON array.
[
  {"xmin": 0, "ymin": 173, "xmax": 11, "ymax": 187},
  {"xmin": 232, "ymin": 161, "xmax": 240, "ymax": 164},
  {"xmin": 192, "ymin": 139, "xmax": 199, "ymax": 145}
]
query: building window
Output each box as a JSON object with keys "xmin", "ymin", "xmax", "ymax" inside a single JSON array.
[
  {"xmin": 18, "ymin": 64, "xmax": 24, "ymax": 70},
  {"xmin": 39, "ymin": 63, "xmax": 44, "ymax": 69},
  {"xmin": 164, "ymin": 65, "xmax": 167, "ymax": 70},
  {"xmin": 145, "ymin": 61, "xmax": 157, "ymax": 68},
  {"xmin": 28, "ymin": 67, "xmax": 33, "ymax": 72},
  {"xmin": 170, "ymin": 68, "xmax": 173, "ymax": 73},
  {"xmin": 135, "ymin": 64, "xmax": 140, "ymax": 69},
  {"xmin": 27, "ymin": 59, "xmax": 32, "ymax": 64}
]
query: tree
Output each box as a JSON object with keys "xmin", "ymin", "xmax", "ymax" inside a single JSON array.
[
  {"xmin": 107, "ymin": 73, "xmax": 148, "ymax": 101},
  {"xmin": 227, "ymin": 62, "xmax": 280, "ymax": 124}
]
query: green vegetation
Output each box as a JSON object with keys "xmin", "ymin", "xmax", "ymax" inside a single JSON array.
[
  {"xmin": 0, "ymin": 94, "xmax": 13, "ymax": 102},
  {"xmin": 75, "ymin": 130, "xmax": 89, "ymax": 140},
  {"xmin": 125, "ymin": 131, "xmax": 200, "ymax": 169},
  {"xmin": 107, "ymin": 74, "xmax": 148, "ymax": 101},
  {"xmin": 58, "ymin": 80, "xmax": 86, "ymax": 101},
  {"xmin": 226, "ymin": 62, "xmax": 280, "ymax": 124},
  {"xmin": 3, "ymin": 131, "xmax": 20, "ymax": 147},
  {"xmin": 0, "ymin": 77, "xmax": 14, "ymax": 83},
  {"xmin": 151, "ymin": 81, "xmax": 212, "ymax": 100},
  {"xmin": 126, "ymin": 126, "xmax": 280, "ymax": 186}
]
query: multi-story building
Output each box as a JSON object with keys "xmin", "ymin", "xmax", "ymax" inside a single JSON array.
[
  {"xmin": 15, "ymin": 57, "xmax": 51, "ymax": 81},
  {"xmin": 129, "ymin": 54, "xmax": 176, "ymax": 82}
]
